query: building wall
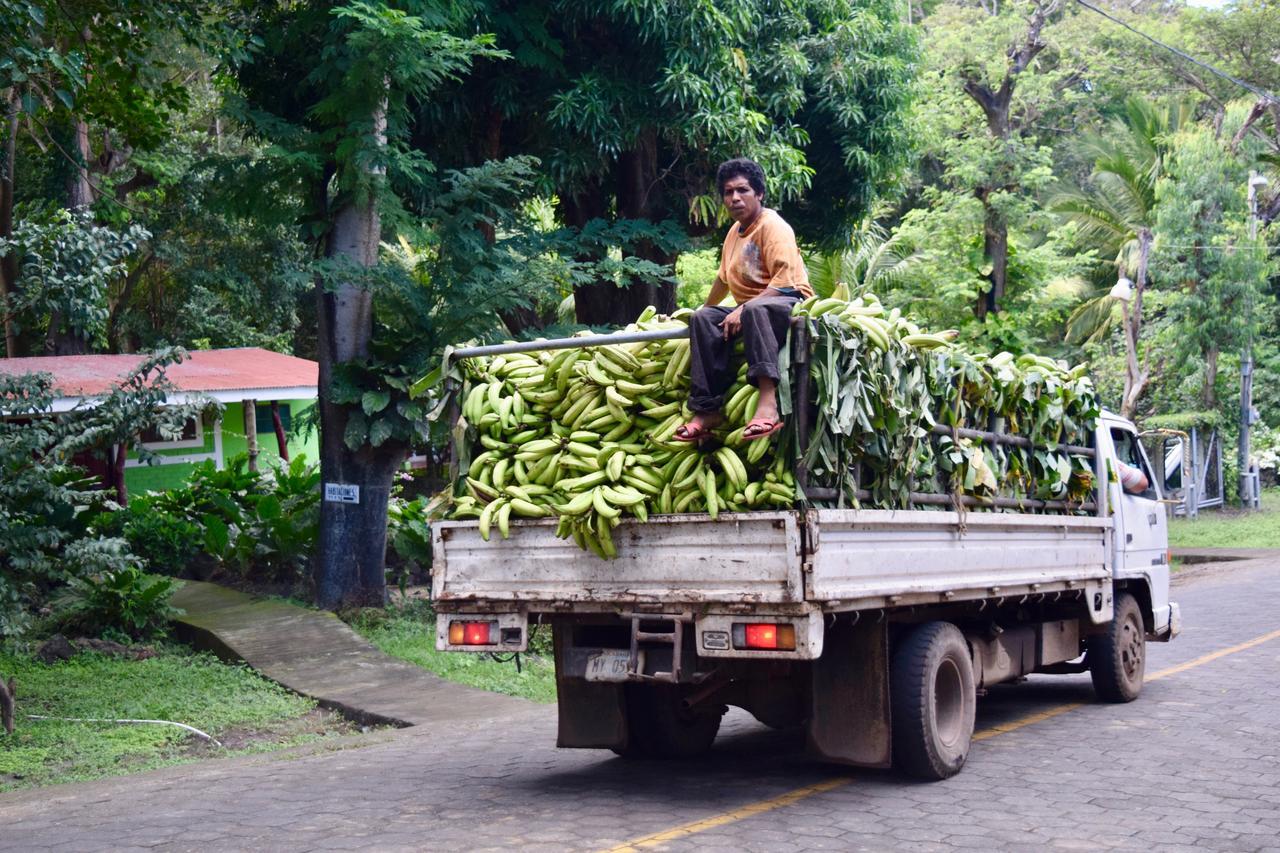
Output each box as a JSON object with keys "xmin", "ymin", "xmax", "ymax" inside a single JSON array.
[{"xmin": 125, "ymin": 399, "xmax": 319, "ymax": 495}]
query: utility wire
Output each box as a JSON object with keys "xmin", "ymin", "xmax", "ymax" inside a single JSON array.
[{"xmin": 1072, "ymin": 0, "xmax": 1278, "ymax": 105}]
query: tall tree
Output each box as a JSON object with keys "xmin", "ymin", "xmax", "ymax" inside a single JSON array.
[
  {"xmin": 231, "ymin": 1, "xmax": 501, "ymax": 607},
  {"xmin": 1055, "ymin": 97, "xmax": 1191, "ymax": 418},
  {"xmin": 955, "ymin": 0, "xmax": 1058, "ymax": 318},
  {"xmin": 418, "ymin": 0, "xmax": 918, "ymax": 326},
  {"xmin": 0, "ymin": 0, "xmax": 204, "ymax": 354}
]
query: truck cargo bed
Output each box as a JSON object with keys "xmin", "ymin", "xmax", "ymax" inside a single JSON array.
[
  {"xmin": 432, "ymin": 509, "xmax": 1112, "ymax": 612},
  {"xmin": 432, "ymin": 512, "xmax": 803, "ymax": 605}
]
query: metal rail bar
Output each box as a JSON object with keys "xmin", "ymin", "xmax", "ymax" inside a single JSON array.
[
  {"xmin": 804, "ymin": 486, "xmax": 1095, "ymax": 513},
  {"xmin": 930, "ymin": 423, "xmax": 1094, "ymax": 458},
  {"xmin": 450, "ymin": 328, "xmax": 689, "ymax": 362}
]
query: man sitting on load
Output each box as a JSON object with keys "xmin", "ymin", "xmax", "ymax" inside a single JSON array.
[{"xmin": 674, "ymin": 158, "xmax": 813, "ymax": 444}]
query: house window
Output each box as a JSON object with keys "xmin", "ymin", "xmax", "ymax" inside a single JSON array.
[
  {"xmin": 256, "ymin": 403, "xmax": 291, "ymax": 434},
  {"xmin": 140, "ymin": 415, "xmax": 204, "ymax": 450}
]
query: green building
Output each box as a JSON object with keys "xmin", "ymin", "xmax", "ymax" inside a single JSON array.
[{"xmin": 0, "ymin": 348, "xmax": 319, "ymax": 497}]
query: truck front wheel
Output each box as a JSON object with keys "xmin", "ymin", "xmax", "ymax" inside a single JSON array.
[
  {"xmin": 891, "ymin": 622, "xmax": 976, "ymax": 781},
  {"xmin": 1089, "ymin": 591, "xmax": 1145, "ymax": 702},
  {"xmin": 614, "ymin": 684, "xmax": 723, "ymax": 759}
]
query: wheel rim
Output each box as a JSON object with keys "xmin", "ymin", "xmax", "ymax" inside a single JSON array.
[
  {"xmin": 934, "ymin": 657, "xmax": 965, "ymax": 748},
  {"xmin": 1120, "ymin": 612, "xmax": 1144, "ymax": 682}
]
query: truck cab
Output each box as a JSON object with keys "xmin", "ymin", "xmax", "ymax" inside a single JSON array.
[{"xmin": 1099, "ymin": 411, "xmax": 1181, "ymax": 642}]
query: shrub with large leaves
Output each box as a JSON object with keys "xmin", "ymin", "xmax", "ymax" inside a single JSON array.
[{"xmin": 0, "ymin": 350, "xmax": 202, "ymax": 637}]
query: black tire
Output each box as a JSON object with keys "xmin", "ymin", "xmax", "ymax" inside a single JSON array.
[
  {"xmin": 891, "ymin": 622, "xmax": 976, "ymax": 781},
  {"xmin": 613, "ymin": 684, "xmax": 723, "ymax": 759},
  {"xmin": 1089, "ymin": 591, "xmax": 1145, "ymax": 703}
]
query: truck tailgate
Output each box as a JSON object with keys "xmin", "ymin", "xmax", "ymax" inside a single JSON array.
[
  {"xmin": 432, "ymin": 511, "xmax": 804, "ymax": 605},
  {"xmin": 808, "ymin": 509, "xmax": 1111, "ymax": 606}
]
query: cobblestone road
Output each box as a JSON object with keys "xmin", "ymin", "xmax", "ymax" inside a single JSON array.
[{"xmin": 3, "ymin": 558, "xmax": 1279, "ymax": 852}]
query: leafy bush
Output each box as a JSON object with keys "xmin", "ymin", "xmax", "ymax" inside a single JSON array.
[
  {"xmin": 0, "ymin": 354, "xmax": 203, "ymax": 638},
  {"xmin": 130, "ymin": 454, "xmax": 321, "ymax": 583},
  {"xmin": 105, "ymin": 506, "xmax": 203, "ymax": 577},
  {"xmin": 386, "ymin": 495, "xmax": 433, "ymax": 588},
  {"xmin": 52, "ymin": 568, "xmax": 182, "ymax": 642}
]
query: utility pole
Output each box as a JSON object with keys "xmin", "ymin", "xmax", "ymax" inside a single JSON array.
[{"xmin": 1240, "ymin": 171, "xmax": 1268, "ymax": 510}]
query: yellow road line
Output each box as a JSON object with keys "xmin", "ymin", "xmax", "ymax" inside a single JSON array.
[
  {"xmin": 1147, "ymin": 627, "xmax": 1280, "ymax": 681},
  {"xmin": 603, "ymin": 627, "xmax": 1280, "ymax": 852}
]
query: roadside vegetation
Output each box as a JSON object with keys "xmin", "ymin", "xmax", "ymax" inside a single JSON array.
[
  {"xmin": 1169, "ymin": 489, "xmax": 1280, "ymax": 551},
  {"xmin": 0, "ymin": 646, "xmax": 357, "ymax": 791},
  {"xmin": 349, "ymin": 601, "xmax": 556, "ymax": 704}
]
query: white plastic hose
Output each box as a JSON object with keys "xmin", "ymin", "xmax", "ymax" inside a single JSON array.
[{"xmin": 26, "ymin": 715, "xmax": 223, "ymax": 748}]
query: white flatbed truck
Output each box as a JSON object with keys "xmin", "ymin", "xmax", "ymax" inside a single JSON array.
[{"xmin": 431, "ymin": 329, "xmax": 1180, "ymax": 779}]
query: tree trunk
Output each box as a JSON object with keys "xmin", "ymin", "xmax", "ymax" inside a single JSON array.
[
  {"xmin": 1, "ymin": 89, "xmax": 18, "ymax": 357},
  {"xmin": 573, "ymin": 132, "xmax": 676, "ymax": 327},
  {"xmin": 614, "ymin": 130, "xmax": 677, "ymax": 322},
  {"xmin": 313, "ymin": 102, "xmax": 405, "ymax": 610},
  {"xmin": 961, "ymin": 0, "xmax": 1055, "ymax": 319},
  {"xmin": 1119, "ymin": 229, "xmax": 1153, "ymax": 420},
  {"xmin": 1201, "ymin": 346, "xmax": 1219, "ymax": 408},
  {"xmin": 561, "ymin": 180, "xmax": 615, "ymax": 326},
  {"xmin": 67, "ymin": 119, "xmax": 94, "ymax": 209},
  {"xmin": 45, "ymin": 120, "xmax": 95, "ymax": 355},
  {"xmin": 271, "ymin": 400, "xmax": 289, "ymax": 461},
  {"xmin": 975, "ymin": 193, "xmax": 1007, "ymax": 319},
  {"xmin": 242, "ymin": 398, "xmax": 259, "ymax": 473}
]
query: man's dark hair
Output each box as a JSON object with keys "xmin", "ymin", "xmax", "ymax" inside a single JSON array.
[{"xmin": 716, "ymin": 158, "xmax": 766, "ymax": 200}]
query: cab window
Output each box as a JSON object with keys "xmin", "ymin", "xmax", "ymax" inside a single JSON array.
[{"xmin": 1110, "ymin": 428, "xmax": 1157, "ymax": 499}]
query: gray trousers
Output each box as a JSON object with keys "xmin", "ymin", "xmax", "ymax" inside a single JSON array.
[{"xmin": 688, "ymin": 296, "xmax": 799, "ymax": 414}]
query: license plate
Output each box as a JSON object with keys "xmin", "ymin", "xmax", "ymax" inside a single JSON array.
[{"xmin": 585, "ymin": 649, "xmax": 638, "ymax": 682}]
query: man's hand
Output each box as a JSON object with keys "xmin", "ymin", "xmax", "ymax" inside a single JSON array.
[{"xmin": 721, "ymin": 305, "xmax": 744, "ymax": 340}]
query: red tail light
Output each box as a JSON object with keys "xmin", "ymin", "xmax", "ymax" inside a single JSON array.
[
  {"xmin": 734, "ymin": 623, "xmax": 797, "ymax": 651},
  {"xmin": 448, "ymin": 620, "xmax": 497, "ymax": 645}
]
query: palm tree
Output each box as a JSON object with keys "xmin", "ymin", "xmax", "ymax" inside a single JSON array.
[
  {"xmin": 1054, "ymin": 97, "xmax": 1192, "ymax": 418},
  {"xmin": 806, "ymin": 216, "xmax": 922, "ymax": 301}
]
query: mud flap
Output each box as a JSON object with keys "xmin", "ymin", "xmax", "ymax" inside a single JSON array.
[
  {"xmin": 553, "ymin": 623, "xmax": 628, "ymax": 749},
  {"xmin": 806, "ymin": 618, "xmax": 891, "ymax": 768}
]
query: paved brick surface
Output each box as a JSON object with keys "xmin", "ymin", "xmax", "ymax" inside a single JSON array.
[{"xmin": 3, "ymin": 559, "xmax": 1279, "ymax": 852}]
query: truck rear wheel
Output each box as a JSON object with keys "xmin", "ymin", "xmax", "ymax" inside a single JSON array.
[
  {"xmin": 891, "ymin": 622, "xmax": 976, "ymax": 781},
  {"xmin": 613, "ymin": 684, "xmax": 723, "ymax": 759},
  {"xmin": 1089, "ymin": 591, "xmax": 1145, "ymax": 702}
]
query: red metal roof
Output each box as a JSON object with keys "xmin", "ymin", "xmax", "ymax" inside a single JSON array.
[{"xmin": 0, "ymin": 348, "xmax": 318, "ymax": 398}]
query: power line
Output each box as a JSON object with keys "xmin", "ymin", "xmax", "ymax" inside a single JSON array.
[{"xmin": 1072, "ymin": 0, "xmax": 1278, "ymax": 105}]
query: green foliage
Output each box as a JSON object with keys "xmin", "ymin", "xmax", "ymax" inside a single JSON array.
[
  {"xmin": 135, "ymin": 455, "xmax": 321, "ymax": 583},
  {"xmin": 0, "ymin": 646, "xmax": 325, "ymax": 791},
  {"xmin": 1142, "ymin": 411, "xmax": 1221, "ymax": 431},
  {"xmin": 51, "ymin": 568, "xmax": 181, "ymax": 642},
  {"xmin": 0, "ymin": 352, "xmax": 203, "ymax": 638},
  {"xmin": 1168, "ymin": 489, "xmax": 1280, "ymax": 550},
  {"xmin": 0, "ymin": 1, "xmax": 202, "ymax": 149},
  {"xmin": 0, "ymin": 208, "xmax": 148, "ymax": 350},
  {"xmin": 102, "ymin": 504, "xmax": 202, "ymax": 577},
  {"xmin": 675, "ymin": 248, "xmax": 721, "ymax": 309},
  {"xmin": 386, "ymin": 494, "xmax": 433, "ymax": 578}
]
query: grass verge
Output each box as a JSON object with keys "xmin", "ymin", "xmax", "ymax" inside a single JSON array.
[
  {"xmin": 0, "ymin": 645, "xmax": 358, "ymax": 791},
  {"xmin": 1168, "ymin": 489, "xmax": 1280, "ymax": 550},
  {"xmin": 349, "ymin": 600, "xmax": 556, "ymax": 704}
]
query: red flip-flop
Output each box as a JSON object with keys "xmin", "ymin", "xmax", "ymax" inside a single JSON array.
[
  {"xmin": 742, "ymin": 418, "xmax": 784, "ymax": 441},
  {"xmin": 673, "ymin": 422, "xmax": 715, "ymax": 443}
]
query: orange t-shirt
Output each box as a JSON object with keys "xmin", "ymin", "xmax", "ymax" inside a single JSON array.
[{"xmin": 716, "ymin": 208, "xmax": 813, "ymax": 304}]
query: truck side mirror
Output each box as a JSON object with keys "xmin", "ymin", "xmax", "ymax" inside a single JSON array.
[{"xmin": 1162, "ymin": 437, "xmax": 1184, "ymax": 492}]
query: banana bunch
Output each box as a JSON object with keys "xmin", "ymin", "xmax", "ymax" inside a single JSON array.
[
  {"xmin": 793, "ymin": 294, "xmax": 960, "ymax": 353},
  {"xmin": 447, "ymin": 307, "xmax": 794, "ymax": 558}
]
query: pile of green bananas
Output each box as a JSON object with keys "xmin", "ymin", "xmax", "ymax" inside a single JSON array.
[
  {"xmin": 447, "ymin": 307, "xmax": 794, "ymax": 558},
  {"xmin": 792, "ymin": 293, "xmax": 959, "ymax": 351}
]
